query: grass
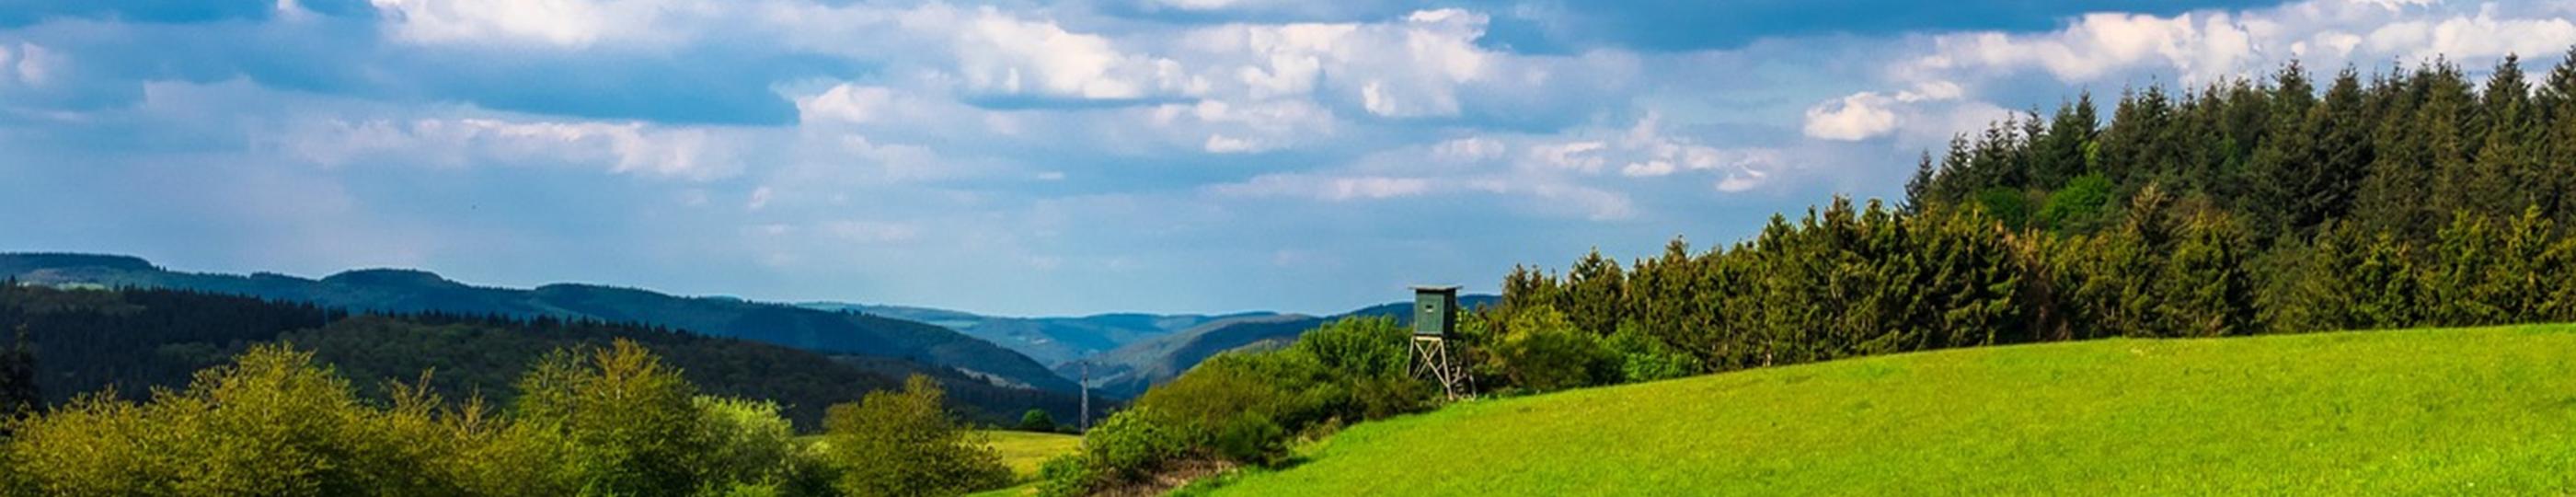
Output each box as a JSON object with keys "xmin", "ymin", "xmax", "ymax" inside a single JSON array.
[
  {"xmin": 799, "ymin": 429, "xmax": 1079, "ymax": 497},
  {"xmin": 1208, "ymin": 325, "xmax": 2576, "ymax": 495},
  {"xmin": 981, "ymin": 430, "xmax": 1083, "ymax": 478}
]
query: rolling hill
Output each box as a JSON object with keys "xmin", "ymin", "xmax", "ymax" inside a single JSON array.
[
  {"xmin": 1063, "ymin": 295, "xmax": 1497, "ymax": 399},
  {"xmin": 1205, "ymin": 326, "xmax": 2576, "ymax": 495},
  {"xmin": 799, "ymin": 302, "xmax": 1276, "ymax": 367},
  {"xmin": 0, "ymin": 253, "xmax": 1077, "ymax": 394},
  {"xmin": 0, "ymin": 284, "xmax": 1085, "ymax": 428}
]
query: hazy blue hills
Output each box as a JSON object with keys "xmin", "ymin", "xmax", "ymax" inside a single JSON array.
[
  {"xmin": 799, "ymin": 302, "xmax": 1279, "ymax": 367},
  {"xmin": 0, "ymin": 252, "xmax": 1077, "ymax": 394},
  {"xmin": 1062, "ymin": 295, "xmax": 1498, "ymax": 398}
]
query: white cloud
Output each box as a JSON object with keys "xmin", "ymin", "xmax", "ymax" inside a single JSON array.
[
  {"xmin": 946, "ymin": 6, "xmax": 1187, "ymax": 99},
  {"xmin": 1211, "ymin": 173, "xmax": 1432, "ymax": 201},
  {"xmin": 369, "ymin": 0, "xmax": 711, "ymax": 48},
  {"xmin": 794, "ymin": 84, "xmax": 896, "ymax": 124},
  {"xmin": 287, "ymin": 116, "xmax": 743, "ymax": 180},
  {"xmin": 1820, "ymin": 0, "xmax": 2576, "ymax": 147}
]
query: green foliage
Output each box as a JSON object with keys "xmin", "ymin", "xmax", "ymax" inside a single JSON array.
[
  {"xmin": 0, "ymin": 343, "xmax": 482, "ymax": 496},
  {"xmin": 509, "ymin": 340, "xmax": 713, "ymax": 496},
  {"xmin": 2038, "ymin": 173, "xmax": 2112, "ymax": 232},
  {"xmin": 694, "ymin": 397, "xmax": 832, "ymax": 496},
  {"xmin": 1604, "ymin": 322, "xmax": 1701, "ymax": 383},
  {"xmin": 0, "ymin": 323, "xmax": 33, "ymax": 434},
  {"xmin": 1487, "ymin": 306, "xmax": 1616, "ymax": 393},
  {"xmin": 822, "ymin": 376, "xmax": 1011, "ymax": 497},
  {"xmin": 1018, "ymin": 409, "xmax": 1057, "ymax": 433},
  {"xmin": 1039, "ymin": 316, "xmax": 1441, "ymax": 496},
  {"xmin": 1972, "ymin": 187, "xmax": 2034, "ymax": 231}
]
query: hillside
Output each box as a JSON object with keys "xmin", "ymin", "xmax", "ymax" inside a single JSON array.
[
  {"xmin": 799, "ymin": 302, "xmax": 1275, "ymax": 366},
  {"xmin": 0, "ymin": 253, "xmax": 1077, "ymax": 394},
  {"xmin": 1062, "ymin": 295, "xmax": 1497, "ymax": 398},
  {"xmin": 1206, "ymin": 326, "xmax": 2576, "ymax": 495},
  {"xmin": 0, "ymin": 284, "xmax": 1085, "ymax": 428}
]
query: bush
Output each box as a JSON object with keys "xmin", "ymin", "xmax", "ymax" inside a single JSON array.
[
  {"xmin": 1488, "ymin": 306, "xmax": 1617, "ymax": 393},
  {"xmin": 1018, "ymin": 409, "xmax": 1057, "ymax": 433},
  {"xmin": 0, "ymin": 343, "xmax": 478, "ymax": 496},
  {"xmin": 694, "ymin": 396, "xmax": 833, "ymax": 496},
  {"xmin": 2041, "ymin": 174, "xmax": 2113, "ymax": 232},
  {"xmin": 509, "ymin": 340, "xmax": 714, "ymax": 496},
  {"xmin": 822, "ymin": 376, "xmax": 1011, "ymax": 497},
  {"xmin": 1606, "ymin": 322, "xmax": 1703, "ymax": 383},
  {"xmin": 1975, "ymin": 187, "xmax": 2035, "ymax": 231}
]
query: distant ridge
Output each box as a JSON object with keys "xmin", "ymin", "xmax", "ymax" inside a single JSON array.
[
  {"xmin": 801, "ymin": 301, "xmax": 1282, "ymax": 367},
  {"xmin": 0, "ymin": 252, "xmax": 1079, "ymax": 394}
]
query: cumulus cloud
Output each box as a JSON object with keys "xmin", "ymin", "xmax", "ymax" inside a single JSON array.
[
  {"xmin": 1211, "ymin": 173, "xmax": 1432, "ymax": 201},
  {"xmin": 286, "ymin": 116, "xmax": 744, "ymax": 180},
  {"xmin": 1811, "ymin": 0, "xmax": 2576, "ymax": 144},
  {"xmin": 369, "ymin": 0, "xmax": 713, "ymax": 48}
]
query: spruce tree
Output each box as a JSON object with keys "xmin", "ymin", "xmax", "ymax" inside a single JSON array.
[
  {"xmin": 2541, "ymin": 48, "xmax": 2576, "ymax": 223},
  {"xmin": 2471, "ymin": 55, "xmax": 2536, "ymax": 217}
]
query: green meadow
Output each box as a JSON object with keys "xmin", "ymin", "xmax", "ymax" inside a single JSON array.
[{"xmin": 1209, "ymin": 326, "xmax": 2576, "ymax": 495}]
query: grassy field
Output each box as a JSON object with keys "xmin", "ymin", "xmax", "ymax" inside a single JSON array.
[
  {"xmin": 1208, "ymin": 325, "xmax": 2576, "ymax": 495},
  {"xmin": 799, "ymin": 429, "xmax": 1077, "ymax": 496},
  {"xmin": 982, "ymin": 430, "xmax": 1082, "ymax": 477}
]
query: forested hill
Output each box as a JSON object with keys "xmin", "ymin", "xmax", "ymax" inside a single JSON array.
[
  {"xmin": 798, "ymin": 301, "xmax": 1280, "ymax": 367},
  {"xmin": 0, "ymin": 253, "xmax": 1078, "ymax": 394},
  {"xmin": 0, "ymin": 284, "xmax": 1083, "ymax": 428}
]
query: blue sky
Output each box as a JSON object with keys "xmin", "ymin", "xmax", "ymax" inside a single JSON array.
[{"xmin": 4, "ymin": 0, "xmax": 2574, "ymax": 317}]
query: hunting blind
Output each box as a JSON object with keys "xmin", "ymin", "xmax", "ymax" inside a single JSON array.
[{"xmin": 1409, "ymin": 285, "xmax": 1471, "ymax": 400}]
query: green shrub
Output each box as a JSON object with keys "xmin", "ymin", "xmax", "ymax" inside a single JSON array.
[
  {"xmin": 1080, "ymin": 407, "xmax": 1194, "ymax": 479},
  {"xmin": 693, "ymin": 396, "xmax": 832, "ymax": 496},
  {"xmin": 1489, "ymin": 306, "xmax": 1617, "ymax": 393},
  {"xmin": 509, "ymin": 340, "xmax": 714, "ymax": 496},
  {"xmin": 2041, "ymin": 174, "xmax": 2113, "ymax": 232},
  {"xmin": 0, "ymin": 343, "xmax": 478, "ymax": 496},
  {"xmin": 1606, "ymin": 322, "xmax": 1703, "ymax": 383},
  {"xmin": 1018, "ymin": 409, "xmax": 1057, "ymax": 433},
  {"xmin": 1212, "ymin": 413, "xmax": 1286, "ymax": 466},
  {"xmin": 821, "ymin": 376, "xmax": 1011, "ymax": 497},
  {"xmin": 1974, "ymin": 187, "xmax": 2035, "ymax": 231},
  {"xmin": 1033, "ymin": 454, "xmax": 1097, "ymax": 497}
]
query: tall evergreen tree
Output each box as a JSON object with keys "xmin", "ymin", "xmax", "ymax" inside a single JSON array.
[
  {"xmin": 2540, "ymin": 49, "xmax": 2576, "ymax": 223},
  {"xmin": 0, "ymin": 322, "xmax": 34, "ymax": 430},
  {"xmin": 1904, "ymin": 152, "xmax": 1937, "ymax": 214},
  {"xmin": 2030, "ymin": 93, "xmax": 2100, "ymax": 189},
  {"xmin": 2471, "ymin": 55, "xmax": 2537, "ymax": 216}
]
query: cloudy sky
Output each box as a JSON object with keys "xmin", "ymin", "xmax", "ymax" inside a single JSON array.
[{"xmin": 4, "ymin": 0, "xmax": 2574, "ymax": 316}]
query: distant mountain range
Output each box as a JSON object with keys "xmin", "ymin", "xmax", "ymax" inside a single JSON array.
[
  {"xmin": 0, "ymin": 253, "xmax": 1075, "ymax": 395},
  {"xmin": 1061, "ymin": 295, "xmax": 1499, "ymax": 399},
  {"xmin": 797, "ymin": 302, "xmax": 1280, "ymax": 366}
]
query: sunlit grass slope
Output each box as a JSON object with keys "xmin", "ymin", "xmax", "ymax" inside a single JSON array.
[
  {"xmin": 982, "ymin": 430, "xmax": 1082, "ymax": 477},
  {"xmin": 1213, "ymin": 326, "xmax": 2576, "ymax": 495}
]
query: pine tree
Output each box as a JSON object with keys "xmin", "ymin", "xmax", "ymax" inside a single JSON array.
[
  {"xmin": 0, "ymin": 323, "xmax": 35, "ymax": 430},
  {"xmin": 1564, "ymin": 248, "xmax": 1626, "ymax": 336},
  {"xmin": 2249, "ymin": 62, "xmax": 2318, "ymax": 237},
  {"xmin": 1903, "ymin": 151, "xmax": 1937, "ymax": 213},
  {"xmin": 2157, "ymin": 211, "xmax": 2259, "ymax": 337},
  {"xmin": 2470, "ymin": 55, "xmax": 2536, "ymax": 217},
  {"xmin": 2541, "ymin": 48, "xmax": 2576, "ymax": 223},
  {"xmin": 2027, "ymin": 92, "xmax": 2102, "ymax": 189}
]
